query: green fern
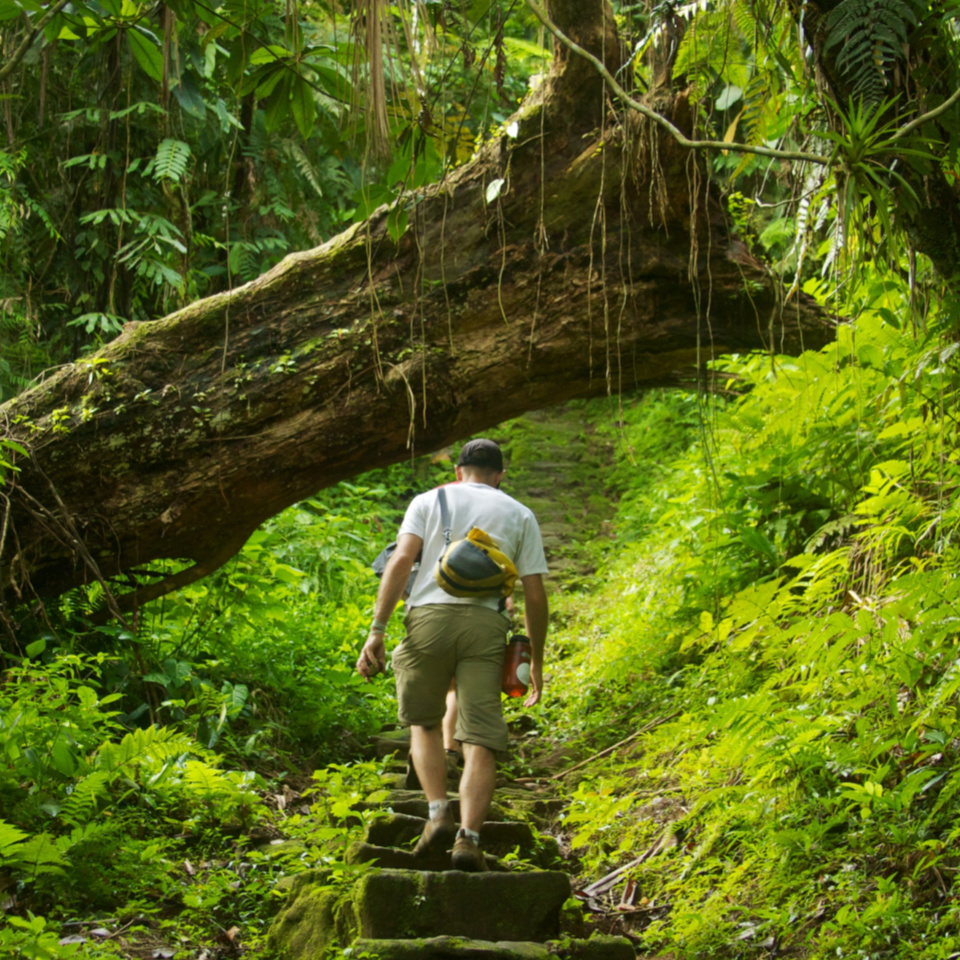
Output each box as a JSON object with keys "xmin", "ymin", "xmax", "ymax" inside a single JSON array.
[
  {"xmin": 282, "ymin": 140, "xmax": 324, "ymax": 198},
  {"xmin": 58, "ymin": 777, "xmax": 108, "ymax": 827},
  {"xmin": 825, "ymin": 0, "xmax": 918, "ymax": 102},
  {"xmin": 95, "ymin": 725, "xmax": 195, "ymax": 776},
  {"xmin": 151, "ymin": 138, "xmax": 192, "ymax": 182}
]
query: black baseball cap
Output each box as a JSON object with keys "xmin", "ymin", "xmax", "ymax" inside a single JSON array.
[{"xmin": 458, "ymin": 438, "xmax": 503, "ymax": 471}]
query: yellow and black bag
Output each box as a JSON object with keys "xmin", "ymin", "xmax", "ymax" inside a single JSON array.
[{"xmin": 433, "ymin": 488, "xmax": 518, "ymax": 600}]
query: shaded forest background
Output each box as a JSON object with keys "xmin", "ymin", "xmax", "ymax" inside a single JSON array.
[{"xmin": 3, "ymin": 0, "xmax": 960, "ymax": 958}]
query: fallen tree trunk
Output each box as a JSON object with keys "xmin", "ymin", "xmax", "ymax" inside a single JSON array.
[{"xmin": 0, "ymin": 0, "xmax": 833, "ymax": 618}]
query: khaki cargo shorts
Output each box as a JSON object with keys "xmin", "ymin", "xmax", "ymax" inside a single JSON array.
[{"xmin": 392, "ymin": 603, "xmax": 509, "ymax": 753}]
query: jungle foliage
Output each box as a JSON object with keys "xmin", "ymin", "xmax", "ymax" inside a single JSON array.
[
  {"xmin": 0, "ymin": 458, "xmax": 450, "ymax": 958},
  {"xmin": 544, "ymin": 277, "xmax": 960, "ymax": 958},
  {"xmin": 0, "ymin": 0, "xmax": 547, "ymax": 399}
]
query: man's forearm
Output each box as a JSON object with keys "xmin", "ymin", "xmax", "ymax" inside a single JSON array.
[
  {"xmin": 374, "ymin": 552, "xmax": 415, "ymax": 628},
  {"xmin": 525, "ymin": 604, "xmax": 547, "ymax": 668},
  {"xmin": 521, "ymin": 575, "xmax": 548, "ymax": 667}
]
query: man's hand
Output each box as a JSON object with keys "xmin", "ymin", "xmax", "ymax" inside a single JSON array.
[
  {"xmin": 357, "ymin": 631, "xmax": 386, "ymax": 680},
  {"xmin": 524, "ymin": 662, "xmax": 543, "ymax": 707}
]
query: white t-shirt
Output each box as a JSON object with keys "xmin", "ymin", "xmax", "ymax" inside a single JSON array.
[{"xmin": 398, "ymin": 482, "xmax": 548, "ymax": 611}]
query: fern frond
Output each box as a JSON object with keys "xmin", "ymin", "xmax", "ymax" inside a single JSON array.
[
  {"xmin": 738, "ymin": 70, "xmax": 780, "ymax": 145},
  {"xmin": 59, "ymin": 770, "xmax": 111, "ymax": 826},
  {"xmin": 94, "ymin": 726, "xmax": 197, "ymax": 777},
  {"xmin": 151, "ymin": 138, "xmax": 192, "ymax": 182},
  {"xmin": 825, "ymin": 0, "xmax": 917, "ymax": 103},
  {"xmin": 282, "ymin": 140, "xmax": 324, "ymax": 198}
]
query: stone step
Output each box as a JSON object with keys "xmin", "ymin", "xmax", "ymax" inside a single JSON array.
[
  {"xmin": 353, "ymin": 791, "xmax": 509, "ymax": 822},
  {"xmin": 351, "ymin": 934, "xmax": 636, "ymax": 959},
  {"xmin": 361, "ymin": 814, "xmax": 557, "ymax": 865},
  {"xmin": 345, "ymin": 841, "xmax": 505, "ymax": 872},
  {"xmin": 372, "ymin": 731, "xmax": 411, "ymax": 759},
  {"xmin": 365, "ymin": 814, "xmax": 533, "ymax": 854},
  {"xmin": 354, "ymin": 938, "xmax": 548, "ymax": 959},
  {"xmin": 269, "ymin": 868, "xmax": 574, "ymax": 955},
  {"xmin": 352, "ymin": 869, "xmax": 571, "ymax": 942}
]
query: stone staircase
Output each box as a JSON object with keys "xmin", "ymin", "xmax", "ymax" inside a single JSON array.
[{"xmin": 267, "ymin": 730, "xmax": 635, "ymax": 959}]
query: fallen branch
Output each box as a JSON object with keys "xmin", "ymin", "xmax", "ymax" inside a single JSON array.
[
  {"xmin": 545, "ymin": 711, "xmax": 680, "ymax": 782},
  {"xmin": 580, "ymin": 826, "xmax": 678, "ymax": 899}
]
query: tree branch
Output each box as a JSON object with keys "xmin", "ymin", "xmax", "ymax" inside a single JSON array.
[
  {"xmin": 525, "ymin": 0, "xmax": 831, "ymax": 166},
  {"xmin": 892, "ymin": 84, "xmax": 960, "ymax": 141},
  {"xmin": 0, "ymin": 0, "xmax": 71, "ymax": 83},
  {"xmin": 529, "ymin": 0, "xmax": 960, "ymax": 167}
]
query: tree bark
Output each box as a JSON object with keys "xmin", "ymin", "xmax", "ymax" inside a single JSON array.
[{"xmin": 0, "ymin": 0, "xmax": 834, "ymax": 616}]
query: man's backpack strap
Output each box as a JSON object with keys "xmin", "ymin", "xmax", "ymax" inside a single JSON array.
[{"xmin": 438, "ymin": 486, "xmax": 453, "ymax": 547}]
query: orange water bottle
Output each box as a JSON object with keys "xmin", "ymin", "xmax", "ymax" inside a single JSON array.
[{"xmin": 502, "ymin": 635, "xmax": 532, "ymax": 697}]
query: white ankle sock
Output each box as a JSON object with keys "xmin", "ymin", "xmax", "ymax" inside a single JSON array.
[
  {"xmin": 428, "ymin": 800, "xmax": 449, "ymax": 820},
  {"xmin": 458, "ymin": 827, "xmax": 480, "ymax": 844}
]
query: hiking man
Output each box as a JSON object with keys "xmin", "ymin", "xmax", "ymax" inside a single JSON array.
[{"xmin": 356, "ymin": 439, "xmax": 549, "ymax": 871}]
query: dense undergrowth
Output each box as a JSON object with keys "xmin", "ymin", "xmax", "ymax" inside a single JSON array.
[
  {"xmin": 0, "ymin": 458, "xmax": 449, "ymax": 958},
  {"xmin": 539, "ymin": 274, "xmax": 960, "ymax": 959}
]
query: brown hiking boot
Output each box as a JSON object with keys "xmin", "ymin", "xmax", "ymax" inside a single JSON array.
[
  {"xmin": 412, "ymin": 807, "xmax": 456, "ymax": 858},
  {"xmin": 451, "ymin": 832, "xmax": 488, "ymax": 872}
]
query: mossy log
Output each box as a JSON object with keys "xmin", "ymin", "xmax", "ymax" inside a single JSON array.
[{"xmin": 0, "ymin": 0, "xmax": 833, "ymax": 617}]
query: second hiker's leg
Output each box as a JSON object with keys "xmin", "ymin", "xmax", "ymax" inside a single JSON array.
[
  {"xmin": 442, "ymin": 679, "xmax": 459, "ymax": 752},
  {"xmin": 409, "ymin": 724, "xmax": 447, "ymax": 801},
  {"xmin": 459, "ymin": 741, "xmax": 496, "ymax": 832}
]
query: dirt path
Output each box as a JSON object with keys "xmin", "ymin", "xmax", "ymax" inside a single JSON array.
[{"xmin": 500, "ymin": 402, "xmax": 619, "ymax": 587}]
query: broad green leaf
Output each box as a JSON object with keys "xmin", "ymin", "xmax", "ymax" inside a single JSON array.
[
  {"xmin": 128, "ymin": 27, "xmax": 164, "ymax": 82},
  {"xmin": 1, "ymin": 439, "xmax": 27, "ymax": 457},
  {"xmin": 387, "ymin": 205, "xmax": 408, "ymax": 243},
  {"xmin": 290, "ymin": 75, "xmax": 316, "ymax": 140},
  {"xmin": 50, "ymin": 739, "xmax": 76, "ymax": 777},
  {"xmin": 0, "ymin": 0, "xmax": 23, "ymax": 21},
  {"xmin": 716, "ymin": 85, "xmax": 743, "ymax": 110},
  {"xmin": 222, "ymin": 681, "xmax": 249, "ymax": 718},
  {"xmin": 250, "ymin": 44, "xmax": 292, "ymax": 65},
  {"xmin": 25, "ymin": 638, "xmax": 46, "ymax": 658},
  {"xmin": 312, "ymin": 61, "xmax": 353, "ymax": 101},
  {"xmin": 353, "ymin": 183, "xmax": 395, "ymax": 221},
  {"xmin": 264, "ymin": 76, "xmax": 293, "ymax": 132},
  {"xmin": 254, "ymin": 66, "xmax": 287, "ymax": 100},
  {"xmin": 173, "ymin": 72, "xmax": 207, "ymax": 120}
]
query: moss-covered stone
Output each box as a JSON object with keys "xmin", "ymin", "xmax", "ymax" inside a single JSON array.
[
  {"xmin": 346, "ymin": 936, "xmax": 635, "ymax": 959},
  {"xmin": 263, "ymin": 839, "xmax": 307, "ymax": 859},
  {"xmin": 365, "ymin": 813, "xmax": 427, "ymax": 848},
  {"xmin": 549, "ymin": 935, "xmax": 636, "ymax": 960},
  {"xmin": 353, "ymin": 868, "xmax": 571, "ymax": 942},
  {"xmin": 351, "ymin": 936, "xmax": 552, "ymax": 958},
  {"xmin": 364, "ymin": 814, "xmax": 539, "ymax": 860},
  {"xmin": 346, "ymin": 841, "xmax": 505, "ymax": 873},
  {"xmin": 266, "ymin": 869, "xmax": 359, "ymax": 959}
]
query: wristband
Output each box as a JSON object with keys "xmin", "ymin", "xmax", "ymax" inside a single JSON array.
[{"xmin": 371, "ymin": 619, "xmax": 388, "ymax": 634}]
